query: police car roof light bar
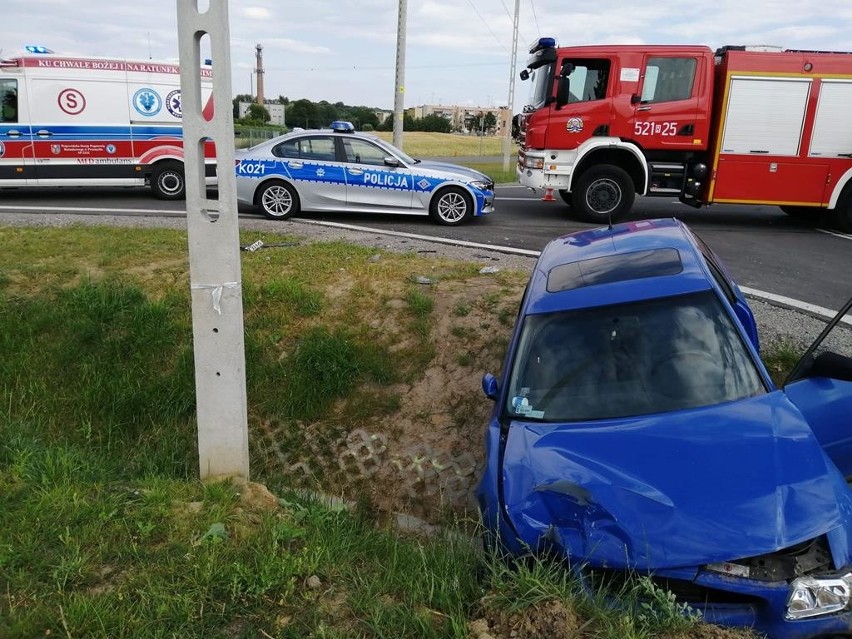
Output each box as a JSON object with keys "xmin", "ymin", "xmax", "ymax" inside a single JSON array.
[{"xmin": 330, "ymin": 121, "xmax": 356, "ymax": 133}]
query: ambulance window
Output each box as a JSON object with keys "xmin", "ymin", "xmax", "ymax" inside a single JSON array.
[
  {"xmin": 564, "ymin": 59, "xmax": 610, "ymax": 103},
  {"xmin": 0, "ymin": 80, "xmax": 17, "ymax": 123},
  {"xmin": 640, "ymin": 57, "xmax": 696, "ymax": 103},
  {"xmin": 341, "ymin": 138, "xmax": 388, "ymax": 166}
]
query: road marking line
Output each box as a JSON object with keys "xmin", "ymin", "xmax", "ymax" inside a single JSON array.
[
  {"xmin": 294, "ymin": 219, "xmax": 543, "ymax": 256},
  {"xmin": 0, "ymin": 204, "xmax": 169, "ymax": 215},
  {"xmin": 740, "ymin": 286, "xmax": 851, "ymax": 326},
  {"xmin": 817, "ymin": 228, "xmax": 852, "ymax": 240}
]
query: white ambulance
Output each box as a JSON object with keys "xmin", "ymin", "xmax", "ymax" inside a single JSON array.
[{"xmin": 0, "ymin": 46, "xmax": 214, "ymax": 199}]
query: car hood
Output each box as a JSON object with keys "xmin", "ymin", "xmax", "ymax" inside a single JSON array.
[
  {"xmin": 501, "ymin": 391, "xmax": 852, "ymax": 569},
  {"xmin": 412, "ymin": 160, "xmax": 492, "ymax": 185}
]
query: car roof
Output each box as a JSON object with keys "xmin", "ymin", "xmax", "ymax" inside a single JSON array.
[{"xmin": 524, "ymin": 218, "xmax": 715, "ymax": 315}]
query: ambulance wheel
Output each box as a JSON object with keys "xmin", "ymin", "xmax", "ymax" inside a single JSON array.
[
  {"xmin": 572, "ymin": 165, "xmax": 634, "ymax": 224},
  {"xmin": 150, "ymin": 161, "xmax": 186, "ymax": 200},
  {"xmin": 257, "ymin": 180, "xmax": 300, "ymax": 220},
  {"xmin": 430, "ymin": 186, "xmax": 472, "ymax": 225}
]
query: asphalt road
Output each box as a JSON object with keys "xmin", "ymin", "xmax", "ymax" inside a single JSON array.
[{"xmin": 0, "ymin": 183, "xmax": 850, "ymax": 311}]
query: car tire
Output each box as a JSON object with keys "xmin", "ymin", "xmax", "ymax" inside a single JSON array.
[
  {"xmin": 571, "ymin": 165, "xmax": 635, "ymax": 224},
  {"xmin": 429, "ymin": 186, "xmax": 473, "ymax": 225},
  {"xmin": 257, "ymin": 180, "xmax": 300, "ymax": 220},
  {"xmin": 150, "ymin": 161, "xmax": 185, "ymax": 200}
]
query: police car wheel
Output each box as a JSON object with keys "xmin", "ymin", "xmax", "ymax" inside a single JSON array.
[
  {"xmin": 258, "ymin": 181, "xmax": 300, "ymax": 220},
  {"xmin": 430, "ymin": 187, "xmax": 472, "ymax": 226},
  {"xmin": 572, "ymin": 165, "xmax": 634, "ymax": 224},
  {"xmin": 150, "ymin": 161, "xmax": 186, "ymax": 200}
]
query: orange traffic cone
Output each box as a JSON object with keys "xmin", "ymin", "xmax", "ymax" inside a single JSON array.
[{"xmin": 541, "ymin": 187, "xmax": 555, "ymax": 202}]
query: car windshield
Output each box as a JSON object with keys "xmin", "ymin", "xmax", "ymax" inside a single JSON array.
[
  {"xmin": 505, "ymin": 291, "xmax": 766, "ymax": 421},
  {"xmin": 524, "ymin": 63, "xmax": 554, "ymax": 111},
  {"xmin": 371, "ymin": 136, "xmax": 417, "ymax": 165}
]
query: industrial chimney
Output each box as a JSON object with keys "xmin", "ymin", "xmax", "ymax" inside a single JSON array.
[{"xmin": 254, "ymin": 43, "xmax": 264, "ymax": 105}]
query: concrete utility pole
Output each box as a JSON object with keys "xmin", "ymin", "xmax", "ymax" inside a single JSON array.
[
  {"xmin": 392, "ymin": 0, "xmax": 407, "ymax": 149},
  {"xmin": 502, "ymin": 0, "xmax": 520, "ymax": 172},
  {"xmin": 176, "ymin": 0, "xmax": 250, "ymax": 481}
]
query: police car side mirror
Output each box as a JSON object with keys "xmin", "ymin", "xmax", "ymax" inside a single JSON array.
[{"xmin": 384, "ymin": 156, "xmax": 401, "ymax": 168}]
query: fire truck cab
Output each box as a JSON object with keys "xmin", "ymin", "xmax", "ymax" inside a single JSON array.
[
  {"xmin": 516, "ymin": 38, "xmax": 852, "ymax": 231},
  {"xmin": 0, "ymin": 46, "xmax": 214, "ymax": 199}
]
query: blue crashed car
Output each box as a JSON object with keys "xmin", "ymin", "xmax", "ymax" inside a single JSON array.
[{"xmin": 478, "ymin": 218, "xmax": 852, "ymax": 639}]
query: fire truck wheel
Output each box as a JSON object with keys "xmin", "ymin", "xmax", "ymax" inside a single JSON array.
[
  {"xmin": 257, "ymin": 181, "xmax": 300, "ymax": 220},
  {"xmin": 150, "ymin": 161, "xmax": 186, "ymax": 200},
  {"xmin": 572, "ymin": 165, "xmax": 635, "ymax": 224},
  {"xmin": 430, "ymin": 186, "xmax": 472, "ymax": 225},
  {"xmin": 558, "ymin": 190, "xmax": 572, "ymax": 206},
  {"xmin": 832, "ymin": 189, "xmax": 852, "ymax": 233}
]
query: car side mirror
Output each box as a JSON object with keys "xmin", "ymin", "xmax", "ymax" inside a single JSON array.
[
  {"xmin": 384, "ymin": 156, "xmax": 400, "ymax": 168},
  {"xmin": 811, "ymin": 352, "xmax": 852, "ymax": 382},
  {"xmin": 482, "ymin": 373, "xmax": 499, "ymax": 401}
]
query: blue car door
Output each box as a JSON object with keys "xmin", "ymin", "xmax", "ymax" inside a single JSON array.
[{"xmin": 784, "ymin": 297, "xmax": 852, "ymax": 477}]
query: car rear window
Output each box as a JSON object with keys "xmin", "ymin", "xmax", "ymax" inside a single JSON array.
[
  {"xmin": 547, "ymin": 248, "xmax": 682, "ymax": 292},
  {"xmin": 505, "ymin": 291, "xmax": 766, "ymax": 421}
]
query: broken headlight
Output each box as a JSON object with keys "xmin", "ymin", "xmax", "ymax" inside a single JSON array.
[{"xmin": 786, "ymin": 573, "xmax": 852, "ymax": 620}]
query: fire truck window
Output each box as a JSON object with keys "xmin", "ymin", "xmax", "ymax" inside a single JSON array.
[
  {"xmin": 640, "ymin": 57, "xmax": 696, "ymax": 103},
  {"xmin": 565, "ymin": 60, "xmax": 610, "ymax": 103},
  {"xmin": 1, "ymin": 80, "xmax": 17, "ymax": 123}
]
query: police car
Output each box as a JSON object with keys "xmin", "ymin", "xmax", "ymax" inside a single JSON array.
[{"xmin": 235, "ymin": 121, "xmax": 495, "ymax": 225}]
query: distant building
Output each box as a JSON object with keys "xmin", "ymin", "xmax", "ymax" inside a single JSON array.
[
  {"xmin": 238, "ymin": 101, "xmax": 286, "ymax": 126},
  {"xmin": 409, "ymin": 104, "xmax": 512, "ymax": 135}
]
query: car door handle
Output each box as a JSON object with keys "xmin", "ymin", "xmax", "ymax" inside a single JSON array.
[
  {"xmin": 36, "ymin": 129, "xmax": 53, "ymax": 137},
  {"xmin": 5, "ymin": 129, "xmax": 22, "ymax": 138},
  {"xmin": 348, "ymin": 168, "xmax": 363, "ymax": 176},
  {"xmin": 287, "ymin": 161, "xmax": 303, "ymax": 169}
]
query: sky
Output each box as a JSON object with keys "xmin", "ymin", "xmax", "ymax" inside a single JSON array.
[{"xmin": 1, "ymin": 0, "xmax": 851, "ymax": 113}]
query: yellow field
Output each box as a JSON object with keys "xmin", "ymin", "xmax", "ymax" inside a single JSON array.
[{"xmin": 372, "ymin": 131, "xmax": 515, "ymax": 157}]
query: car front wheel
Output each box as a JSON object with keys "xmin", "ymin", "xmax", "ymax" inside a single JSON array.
[
  {"xmin": 430, "ymin": 186, "xmax": 473, "ymax": 225},
  {"xmin": 572, "ymin": 165, "xmax": 635, "ymax": 224},
  {"xmin": 257, "ymin": 181, "xmax": 300, "ymax": 220}
]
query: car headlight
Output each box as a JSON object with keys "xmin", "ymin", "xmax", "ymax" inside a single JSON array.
[
  {"xmin": 469, "ymin": 180, "xmax": 493, "ymax": 192},
  {"xmin": 786, "ymin": 573, "xmax": 852, "ymax": 619}
]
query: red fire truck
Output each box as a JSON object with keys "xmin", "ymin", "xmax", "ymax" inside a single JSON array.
[{"xmin": 515, "ymin": 38, "xmax": 852, "ymax": 231}]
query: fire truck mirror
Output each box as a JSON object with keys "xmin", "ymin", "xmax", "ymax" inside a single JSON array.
[
  {"xmin": 520, "ymin": 69, "xmax": 530, "ymax": 81},
  {"xmin": 556, "ymin": 75, "xmax": 571, "ymax": 109}
]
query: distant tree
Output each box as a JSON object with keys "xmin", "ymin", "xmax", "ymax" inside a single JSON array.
[
  {"xmin": 316, "ymin": 101, "xmax": 339, "ymax": 127},
  {"xmin": 483, "ymin": 111, "xmax": 497, "ymax": 133},
  {"xmin": 419, "ymin": 114, "xmax": 452, "ymax": 133},
  {"xmin": 287, "ymin": 99, "xmax": 319, "ymax": 128},
  {"xmin": 247, "ymin": 103, "xmax": 270, "ymax": 123}
]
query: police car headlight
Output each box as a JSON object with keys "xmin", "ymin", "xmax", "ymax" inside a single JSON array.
[
  {"xmin": 786, "ymin": 573, "xmax": 852, "ymax": 620},
  {"xmin": 470, "ymin": 180, "xmax": 492, "ymax": 191}
]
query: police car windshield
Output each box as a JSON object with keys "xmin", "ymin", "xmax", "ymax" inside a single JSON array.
[{"xmin": 372, "ymin": 137, "xmax": 417, "ymax": 165}]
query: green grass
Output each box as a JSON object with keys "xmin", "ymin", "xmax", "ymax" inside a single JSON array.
[{"xmin": 0, "ymin": 224, "xmax": 773, "ymax": 638}]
